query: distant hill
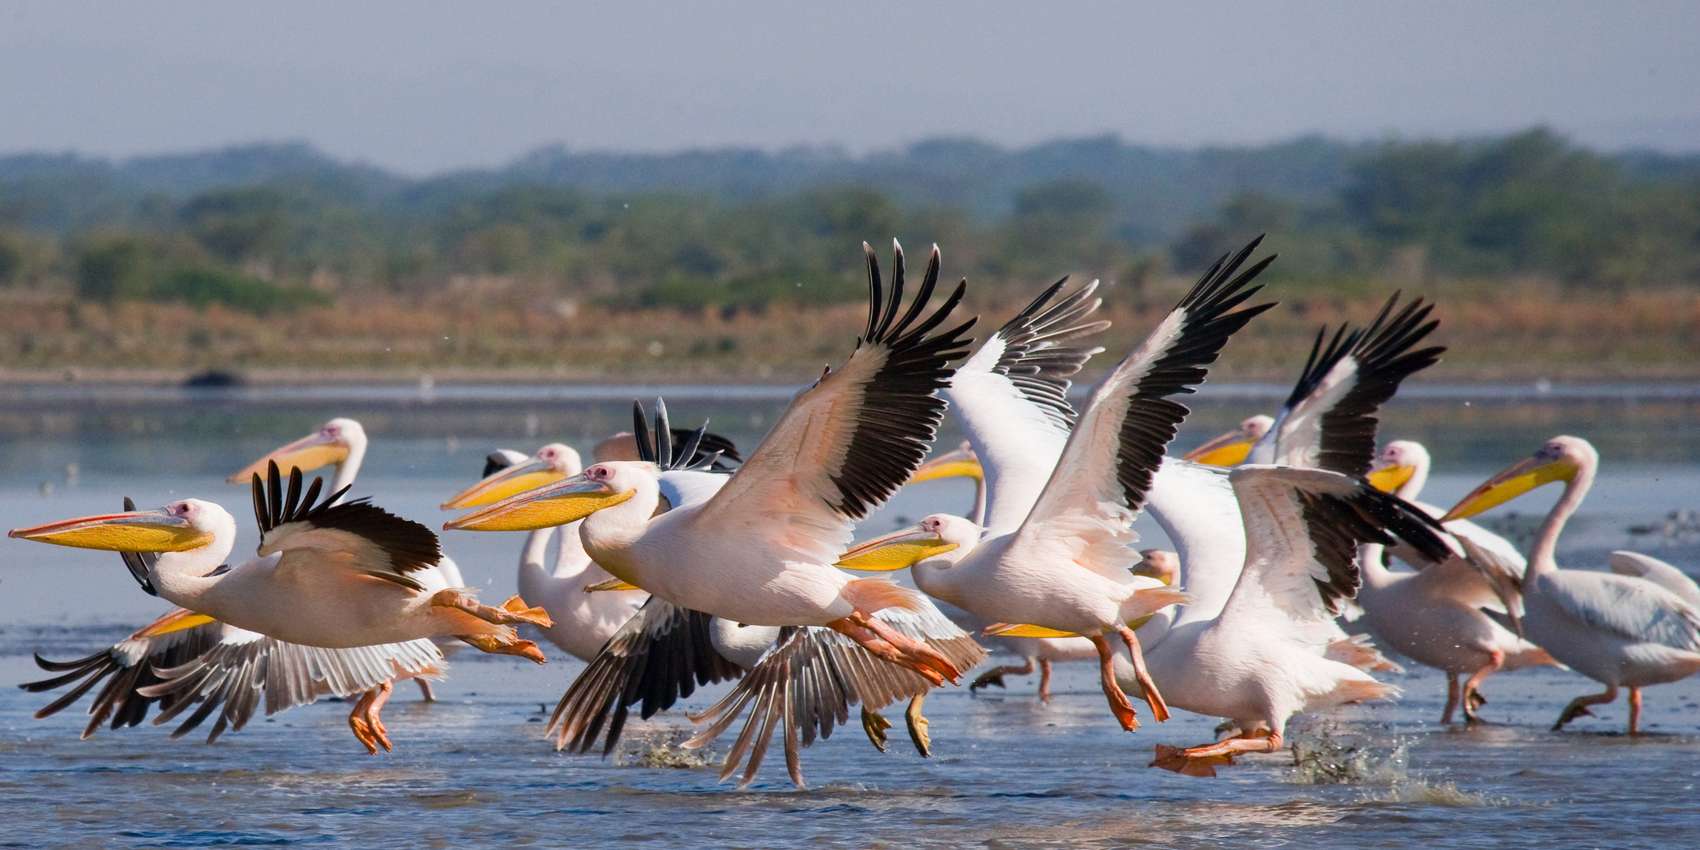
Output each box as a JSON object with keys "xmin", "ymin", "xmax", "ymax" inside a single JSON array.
[{"xmin": 6, "ymin": 133, "xmax": 1697, "ymax": 245}]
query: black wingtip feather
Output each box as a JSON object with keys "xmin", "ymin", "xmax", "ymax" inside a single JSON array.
[{"xmin": 1109, "ymin": 236, "xmax": 1278, "ymax": 514}]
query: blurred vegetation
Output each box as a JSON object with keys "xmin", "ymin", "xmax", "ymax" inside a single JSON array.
[{"xmin": 0, "ymin": 128, "xmax": 1696, "ymax": 379}]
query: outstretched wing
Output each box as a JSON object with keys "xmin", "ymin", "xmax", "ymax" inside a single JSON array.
[
  {"xmin": 21, "ymin": 609, "xmax": 443, "ymax": 743},
  {"xmin": 545, "ymin": 597, "xmax": 743, "ymax": 755},
  {"xmin": 22, "ymin": 609, "xmax": 227, "ymax": 739},
  {"xmin": 684, "ymin": 604, "xmax": 986, "ymax": 788},
  {"xmin": 1221, "ymin": 466, "xmax": 1454, "ymax": 629},
  {"xmin": 138, "ymin": 634, "xmax": 443, "ymax": 741},
  {"xmin": 948, "ymin": 278, "xmax": 1111, "ymax": 532},
  {"xmin": 1256, "ymin": 293, "xmax": 1443, "ymax": 476},
  {"xmin": 693, "ymin": 241, "xmax": 975, "ymax": 564},
  {"xmin": 1012, "ymin": 237, "xmax": 1276, "ymax": 582},
  {"xmin": 253, "ymin": 461, "xmax": 441, "ymax": 586}
]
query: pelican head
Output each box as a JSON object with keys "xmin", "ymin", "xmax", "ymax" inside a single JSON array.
[
  {"xmin": 1368, "ymin": 439, "xmax": 1430, "ymax": 495},
  {"xmin": 908, "ymin": 441, "xmax": 982, "ymax": 484},
  {"xmin": 229, "ymin": 417, "xmax": 366, "ymax": 483},
  {"xmin": 1134, "ymin": 549, "xmax": 1180, "ymax": 585},
  {"xmin": 1183, "ymin": 414, "xmax": 1273, "ymax": 467},
  {"xmin": 442, "ymin": 442, "xmax": 583, "ymax": 509},
  {"xmin": 445, "ymin": 461, "xmax": 650, "ymax": 532},
  {"xmin": 836, "ymin": 514, "xmax": 976, "ymax": 572},
  {"xmin": 1442, "ymin": 436, "xmax": 1596, "ymax": 522},
  {"xmin": 10, "ymin": 498, "xmax": 235, "ymax": 554}
]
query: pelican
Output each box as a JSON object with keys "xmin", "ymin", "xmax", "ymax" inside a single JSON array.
[
  {"xmin": 906, "ymin": 443, "xmax": 1141, "ymax": 704},
  {"xmin": 449, "ymin": 240, "xmax": 977, "ymax": 683},
  {"xmin": 1357, "ymin": 440, "xmax": 1555, "ymax": 723},
  {"xmin": 11, "ymin": 464, "xmax": 553, "ymax": 752},
  {"xmin": 837, "ymin": 237, "xmax": 1277, "ymax": 732},
  {"xmin": 442, "ymin": 443, "xmax": 647, "ymax": 662},
  {"xmin": 21, "ymin": 499, "xmax": 444, "ymax": 748},
  {"xmin": 1139, "ymin": 468, "xmax": 1453, "ymax": 775},
  {"xmin": 230, "ymin": 417, "xmax": 466, "ymax": 702},
  {"xmin": 1443, "ymin": 436, "xmax": 1700, "ymax": 735},
  {"xmin": 455, "ymin": 401, "xmax": 982, "ymax": 788},
  {"xmin": 1182, "ymin": 415, "xmax": 1272, "ymax": 466}
]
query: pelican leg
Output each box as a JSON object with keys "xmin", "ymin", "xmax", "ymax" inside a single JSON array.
[
  {"xmin": 1442, "ymin": 672, "xmax": 1460, "ymax": 724},
  {"xmin": 1038, "ymin": 659, "xmax": 1053, "ymax": 704},
  {"xmin": 363, "ymin": 680, "xmax": 395, "ymax": 752},
  {"xmin": 1553, "ymin": 685, "xmax": 1618, "ymax": 731},
  {"xmin": 969, "ymin": 657, "xmax": 1034, "ymax": 694},
  {"xmin": 348, "ymin": 689, "xmax": 380, "ymax": 754},
  {"xmin": 1461, "ymin": 648, "xmax": 1503, "ymax": 724},
  {"xmin": 1089, "ymin": 634, "xmax": 1139, "ymax": 731},
  {"xmin": 1628, "ymin": 687, "xmax": 1642, "ymax": 736},
  {"xmin": 905, "ymin": 694, "xmax": 931, "ymax": 757},
  {"xmin": 861, "ymin": 707, "xmax": 892, "ymax": 752},
  {"xmin": 853, "ymin": 611, "xmax": 962, "ymax": 685},
  {"xmin": 1117, "ymin": 624, "xmax": 1169, "ymax": 722},
  {"xmin": 1151, "ymin": 729, "xmax": 1282, "ymax": 778},
  {"xmin": 828, "ymin": 617, "xmax": 943, "ymax": 687},
  {"xmin": 458, "ymin": 633, "xmax": 547, "ymax": 664},
  {"xmin": 414, "ymin": 678, "xmax": 437, "ymax": 703},
  {"xmin": 430, "ymin": 590, "xmax": 553, "ymax": 629}
]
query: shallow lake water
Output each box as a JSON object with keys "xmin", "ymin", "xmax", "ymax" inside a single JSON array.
[{"xmin": 1, "ymin": 383, "xmax": 1698, "ymax": 849}]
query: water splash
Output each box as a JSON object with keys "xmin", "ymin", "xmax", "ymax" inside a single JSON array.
[{"xmin": 615, "ymin": 729, "xmax": 715, "ymax": 770}]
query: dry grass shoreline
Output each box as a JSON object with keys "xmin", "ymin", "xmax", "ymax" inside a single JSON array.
[{"xmin": 3, "ymin": 280, "xmax": 1697, "ymax": 383}]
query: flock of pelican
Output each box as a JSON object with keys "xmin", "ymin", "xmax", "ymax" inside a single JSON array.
[{"xmin": 12, "ymin": 236, "xmax": 1700, "ymax": 788}]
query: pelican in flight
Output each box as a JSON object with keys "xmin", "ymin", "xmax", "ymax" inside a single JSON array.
[
  {"xmin": 442, "ymin": 443, "xmax": 647, "ymax": 662},
  {"xmin": 230, "ymin": 417, "xmax": 466, "ymax": 701},
  {"xmin": 455, "ymin": 400, "xmax": 981, "ymax": 787},
  {"xmin": 1444, "ymin": 436, "xmax": 1700, "ymax": 734},
  {"xmin": 1358, "ymin": 440, "xmax": 1555, "ymax": 723},
  {"xmin": 905, "ymin": 448, "xmax": 1172, "ymax": 704},
  {"xmin": 450, "ymin": 240, "xmax": 976, "ymax": 681},
  {"xmin": 1182, "ymin": 415, "xmax": 1272, "ymax": 467},
  {"xmin": 20, "ymin": 499, "xmax": 443, "ymax": 748},
  {"xmin": 12, "ymin": 464, "xmax": 553, "ymax": 752},
  {"xmin": 838, "ymin": 237, "xmax": 1277, "ymax": 732}
]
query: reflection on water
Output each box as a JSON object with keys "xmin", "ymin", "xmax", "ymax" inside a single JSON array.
[{"xmin": 0, "ymin": 384, "xmax": 1698, "ymax": 848}]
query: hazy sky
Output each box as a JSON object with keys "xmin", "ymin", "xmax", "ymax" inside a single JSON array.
[{"xmin": 3, "ymin": 1, "xmax": 1697, "ymax": 173}]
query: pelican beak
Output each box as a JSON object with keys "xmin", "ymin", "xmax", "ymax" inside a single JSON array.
[
  {"xmin": 1183, "ymin": 429, "xmax": 1256, "ymax": 467},
  {"xmin": 908, "ymin": 446, "xmax": 983, "ymax": 484},
  {"xmin": 835, "ymin": 527, "xmax": 957, "ymax": 572},
  {"xmin": 1366, "ymin": 463, "xmax": 1418, "ymax": 494},
  {"xmin": 441, "ymin": 459, "xmax": 567, "ymax": 509},
  {"xmin": 228, "ymin": 432, "xmax": 348, "ymax": 483},
  {"xmin": 10, "ymin": 509, "xmax": 213, "ymax": 553},
  {"xmin": 1442, "ymin": 455, "xmax": 1578, "ymax": 521},
  {"xmin": 445, "ymin": 474, "xmax": 634, "ymax": 532},
  {"xmin": 584, "ymin": 577, "xmax": 644, "ymax": 593}
]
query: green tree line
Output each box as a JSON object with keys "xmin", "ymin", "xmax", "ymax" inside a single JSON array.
[{"xmin": 0, "ymin": 128, "xmax": 1695, "ymax": 315}]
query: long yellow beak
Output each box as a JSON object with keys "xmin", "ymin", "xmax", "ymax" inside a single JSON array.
[
  {"xmin": 909, "ymin": 447, "xmax": 982, "ymax": 484},
  {"xmin": 10, "ymin": 509, "xmax": 213, "ymax": 553},
  {"xmin": 441, "ymin": 460, "xmax": 568, "ymax": 510},
  {"xmin": 228, "ymin": 432, "xmax": 349, "ymax": 483},
  {"xmin": 445, "ymin": 475, "xmax": 634, "ymax": 532},
  {"xmin": 835, "ymin": 527, "xmax": 957, "ymax": 571},
  {"xmin": 1366, "ymin": 463, "xmax": 1417, "ymax": 494},
  {"xmin": 1183, "ymin": 429, "xmax": 1256, "ymax": 467},
  {"xmin": 1442, "ymin": 455, "xmax": 1577, "ymax": 522}
]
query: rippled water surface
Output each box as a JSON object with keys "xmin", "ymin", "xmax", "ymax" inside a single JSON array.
[{"xmin": 1, "ymin": 384, "xmax": 1698, "ymax": 849}]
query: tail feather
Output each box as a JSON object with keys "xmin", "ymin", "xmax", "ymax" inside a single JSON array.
[
  {"xmin": 1326, "ymin": 634, "xmax": 1404, "ymax": 673},
  {"xmin": 1120, "ymin": 586, "xmax": 1190, "ymax": 624}
]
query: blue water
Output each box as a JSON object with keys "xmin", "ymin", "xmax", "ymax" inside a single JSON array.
[{"xmin": 1, "ymin": 385, "xmax": 1697, "ymax": 849}]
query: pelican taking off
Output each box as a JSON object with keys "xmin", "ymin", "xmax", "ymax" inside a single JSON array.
[
  {"xmin": 12, "ymin": 464, "xmax": 553, "ymax": 750},
  {"xmin": 838, "ymin": 237, "xmax": 1277, "ymax": 731},
  {"xmin": 449, "ymin": 240, "xmax": 978, "ymax": 686}
]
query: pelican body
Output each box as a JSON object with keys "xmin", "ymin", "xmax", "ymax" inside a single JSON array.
[{"xmin": 1446, "ymin": 436, "xmax": 1700, "ymax": 734}]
